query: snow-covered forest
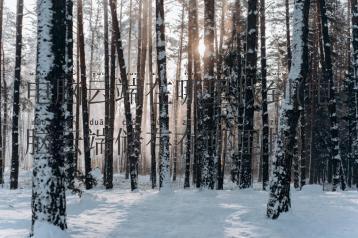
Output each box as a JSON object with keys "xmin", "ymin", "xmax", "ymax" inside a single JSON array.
[{"xmin": 0, "ymin": 0, "xmax": 358, "ymax": 237}]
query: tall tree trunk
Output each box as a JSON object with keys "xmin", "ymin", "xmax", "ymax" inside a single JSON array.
[
  {"xmin": 148, "ymin": 0, "xmax": 157, "ymax": 189},
  {"xmin": 0, "ymin": 0, "xmax": 3, "ymax": 185},
  {"xmin": 267, "ymin": 0, "xmax": 310, "ymax": 219},
  {"xmin": 286, "ymin": 0, "xmax": 292, "ymax": 71},
  {"xmin": 104, "ymin": 0, "xmax": 113, "ymax": 189},
  {"xmin": 319, "ymin": 0, "xmax": 346, "ymax": 191},
  {"xmin": 200, "ymin": 0, "xmax": 215, "ymax": 189},
  {"xmin": 156, "ymin": 0, "xmax": 170, "ymax": 191},
  {"xmin": 31, "ymin": 0, "xmax": 69, "ymax": 233},
  {"xmin": 352, "ymin": 0, "xmax": 358, "ymax": 189},
  {"xmin": 110, "ymin": 0, "xmax": 137, "ymax": 190},
  {"xmin": 10, "ymin": 0, "xmax": 24, "ymax": 190},
  {"xmin": 216, "ymin": 0, "xmax": 226, "ymax": 190},
  {"xmin": 64, "ymin": 0, "xmax": 75, "ymax": 189},
  {"xmin": 78, "ymin": 0, "xmax": 93, "ymax": 189},
  {"xmin": 185, "ymin": 0, "xmax": 194, "ymax": 189},
  {"xmin": 260, "ymin": 0, "xmax": 269, "ymax": 190},
  {"xmin": 190, "ymin": 0, "xmax": 202, "ymax": 187},
  {"xmin": 173, "ymin": 5, "xmax": 184, "ymax": 182},
  {"xmin": 240, "ymin": 0, "xmax": 258, "ymax": 189}
]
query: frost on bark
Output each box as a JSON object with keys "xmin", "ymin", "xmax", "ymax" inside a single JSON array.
[
  {"xmin": 31, "ymin": 0, "xmax": 69, "ymax": 233},
  {"xmin": 199, "ymin": 0, "xmax": 216, "ymax": 190},
  {"xmin": 267, "ymin": 0, "xmax": 310, "ymax": 219},
  {"xmin": 10, "ymin": 0, "xmax": 24, "ymax": 190},
  {"xmin": 319, "ymin": 0, "xmax": 346, "ymax": 191},
  {"xmin": 156, "ymin": 0, "xmax": 170, "ymax": 191},
  {"xmin": 240, "ymin": 0, "xmax": 258, "ymax": 189}
]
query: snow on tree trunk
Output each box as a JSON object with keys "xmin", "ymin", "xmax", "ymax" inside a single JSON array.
[
  {"xmin": 31, "ymin": 0, "xmax": 68, "ymax": 234},
  {"xmin": 319, "ymin": 0, "xmax": 346, "ymax": 191},
  {"xmin": 351, "ymin": 0, "xmax": 358, "ymax": 189},
  {"xmin": 156, "ymin": 0, "xmax": 170, "ymax": 191},
  {"xmin": 240, "ymin": 0, "xmax": 258, "ymax": 189},
  {"xmin": 64, "ymin": 0, "xmax": 75, "ymax": 190},
  {"xmin": 260, "ymin": 0, "xmax": 269, "ymax": 190},
  {"xmin": 10, "ymin": 0, "xmax": 24, "ymax": 190},
  {"xmin": 200, "ymin": 0, "xmax": 216, "ymax": 190},
  {"xmin": 267, "ymin": 0, "xmax": 310, "ymax": 219}
]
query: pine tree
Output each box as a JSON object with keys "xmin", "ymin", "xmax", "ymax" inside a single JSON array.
[
  {"xmin": 10, "ymin": 0, "xmax": 24, "ymax": 190},
  {"xmin": 78, "ymin": 0, "xmax": 94, "ymax": 190},
  {"xmin": 351, "ymin": 0, "xmax": 358, "ymax": 189},
  {"xmin": 110, "ymin": 0, "xmax": 137, "ymax": 190},
  {"xmin": 319, "ymin": 0, "xmax": 346, "ymax": 191},
  {"xmin": 240, "ymin": 0, "xmax": 258, "ymax": 189},
  {"xmin": 31, "ymin": 0, "xmax": 69, "ymax": 233},
  {"xmin": 267, "ymin": 0, "xmax": 310, "ymax": 219},
  {"xmin": 200, "ymin": 0, "xmax": 216, "ymax": 189},
  {"xmin": 260, "ymin": 0, "xmax": 269, "ymax": 190}
]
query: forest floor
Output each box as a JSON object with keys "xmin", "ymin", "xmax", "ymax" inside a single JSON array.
[{"xmin": 1, "ymin": 171, "xmax": 358, "ymax": 238}]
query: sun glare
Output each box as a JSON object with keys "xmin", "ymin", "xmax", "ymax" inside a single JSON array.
[{"xmin": 198, "ymin": 40, "xmax": 206, "ymax": 58}]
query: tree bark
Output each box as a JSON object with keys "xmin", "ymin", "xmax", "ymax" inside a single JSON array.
[
  {"xmin": 267, "ymin": 0, "xmax": 310, "ymax": 219},
  {"xmin": 78, "ymin": 0, "xmax": 94, "ymax": 189},
  {"xmin": 31, "ymin": 0, "xmax": 69, "ymax": 233},
  {"xmin": 10, "ymin": 0, "xmax": 24, "ymax": 190}
]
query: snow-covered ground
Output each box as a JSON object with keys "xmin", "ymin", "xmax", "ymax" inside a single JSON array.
[{"xmin": 1, "ymin": 174, "xmax": 358, "ymax": 238}]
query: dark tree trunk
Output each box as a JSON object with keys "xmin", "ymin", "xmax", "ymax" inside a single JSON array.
[
  {"xmin": 10, "ymin": 0, "xmax": 24, "ymax": 190},
  {"xmin": 267, "ymin": 0, "xmax": 310, "ymax": 219},
  {"xmin": 351, "ymin": 0, "xmax": 358, "ymax": 189},
  {"xmin": 110, "ymin": 0, "xmax": 137, "ymax": 190},
  {"xmin": 240, "ymin": 0, "xmax": 258, "ymax": 189},
  {"xmin": 185, "ymin": 1, "xmax": 194, "ymax": 189},
  {"xmin": 319, "ymin": 0, "xmax": 346, "ymax": 191},
  {"xmin": 78, "ymin": 0, "xmax": 93, "ymax": 190},
  {"xmin": 104, "ymin": 0, "xmax": 114, "ymax": 189},
  {"xmin": 260, "ymin": 0, "xmax": 269, "ymax": 190},
  {"xmin": 148, "ymin": 0, "xmax": 157, "ymax": 189},
  {"xmin": 64, "ymin": 0, "xmax": 75, "ymax": 189},
  {"xmin": 200, "ymin": 0, "xmax": 215, "ymax": 189},
  {"xmin": 31, "ymin": 0, "xmax": 69, "ymax": 233}
]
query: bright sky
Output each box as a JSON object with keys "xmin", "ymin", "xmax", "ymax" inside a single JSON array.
[{"xmin": 5, "ymin": 0, "xmax": 35, "ymax": 12}]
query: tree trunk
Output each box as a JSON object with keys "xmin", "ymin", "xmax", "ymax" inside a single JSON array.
[
  {"xmin": 31, "ymin": 0, "xmax": 69, "ymax": 233},
  {"xmin": 156, "ymin": 0, "xmax": 170, "ymax": 191},
  {"xmin": 240, "ymin": 0, "xmax": 258, "ymax": 189},
  {"xmin": 64, "ymin": 0, "xmax": 75, "ymax": 189},
  {"xmin": 352, "ymin": 0, "xmax": 358, "ymax": 189},
  {"xmin": 260, "ymin": 0, "xmax": 269, "ymax": 190},
  {"xmin": 148, "ymin": 0, "xmax": 157, "ymax": 189},
  {"xmin": 267, "ymin": 0, "xmax": 310, "ymax": 219},
  {"xmin": 319, "ymin": 0, "xmax": 346, "ymax": 191},
  {"xmin": 110, "ymin": 0, "xmax": 137, "ymax": 190},
  {"xmin": 10, "ymin": 0, "xmax": 24, "ymax": 190},
  {"xmin": 200, "ymin": 0, "xmax": 216, "ymax": 189},
  {"xmin": 0, "ymin": 0, "xmax": 3, "ymax": 185},
  {"xmin": 78, "ymin": 0, "xmax": 94, "ymax": 189}
]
